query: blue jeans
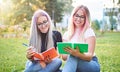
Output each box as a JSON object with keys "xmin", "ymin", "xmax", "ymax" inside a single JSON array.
[
  {"xmin": 62, "ymin": 55, "xmax": 100, "ymax": 72},
  {"xmin": 24, "ymin": 58, "xmax": 62, "ymax": 72}
]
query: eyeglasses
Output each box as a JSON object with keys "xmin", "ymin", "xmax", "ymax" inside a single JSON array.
[
  {"xmin": 74, "ymin": 14, "xmax": 85, "ymax": 20},
  {"xmin": 37, "ymin": 20, "xmax": 48, "ymax": 27}
]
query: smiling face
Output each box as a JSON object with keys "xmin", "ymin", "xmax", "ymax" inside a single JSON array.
[
  {"xmin": 73, "ymin": 9, "xmax": 86, "ymax": 28},
  {"xmin": 37, "ymin": 16, "xmax": 50, "ymax": 33}
]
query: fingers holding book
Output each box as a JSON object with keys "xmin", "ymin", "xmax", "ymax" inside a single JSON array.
[
  {"xmin": 44, "ymin": 55, "xmax": 52, "ymax": 64},
  {"xmin": 26, "ymin": 47, "xmax": 35, "ymax": 60},
  {"xmin": 64, "ymin": 46, "xmax": 80, "ymax": 56},
  {"xmin": 64, "ymin": 46, "xmax": 73, "ymax": 54}
]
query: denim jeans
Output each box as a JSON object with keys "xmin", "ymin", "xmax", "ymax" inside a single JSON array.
[
  {"xmin": 62, "ymin": 55, "xmax": 100, "ymax": 72},
  {"xmin": 24, "ymin": 58, "xmax": 62, "ymax": 72}
]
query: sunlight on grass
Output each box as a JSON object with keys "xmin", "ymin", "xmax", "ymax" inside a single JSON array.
[
  {"xmin": 95, "ymin": 32, "xmax": 120, "ymax": 72},
  {"xmin": 0, "ymin": 32, "xmax": 120, "ymax": 72},
  {"xmin": 0, "ymin": 38, "xmax": 28, "ymax": 72}
]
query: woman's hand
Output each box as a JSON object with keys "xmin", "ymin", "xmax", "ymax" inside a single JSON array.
[
  {"xmin": 39, "ymin": 55, "xmax": 52, "ymax": 68},
  {"xmin": 44, "ymin": 55, "xmax": 52, "ymax": 64},
  {"xmin": 62, "ymin": 54, "xmax": 68, "ymax": 61},
  {"xmin": 26, "ymin": 46, "xmax": 35, "ymax": 60},
  {"xmin": 40, "ymin": 60, "xmax": 46, "ymax": 68},
  {"xmin": 64, "ymin": 47, "xmax": 80, "ymax": 57}
]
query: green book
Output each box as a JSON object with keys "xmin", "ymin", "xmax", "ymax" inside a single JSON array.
[{"xmin": 57, "ymin": 42, "xmax": 88, "ymax": 54}]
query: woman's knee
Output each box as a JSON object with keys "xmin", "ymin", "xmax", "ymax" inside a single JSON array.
[
  {"xmin": 24, "ymin": 60, "xmax": 42, "ymax": 72},
  {"xmin": 53, "ymin": 58, "xmax": 62, "ymax": 66},
  {"xmin": 77, "ymin": 61, "xmax": 100, "ymax": 72}
]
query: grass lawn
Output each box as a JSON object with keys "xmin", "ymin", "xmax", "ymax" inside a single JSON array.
[
  {"xmin": 0, "ymin": 32, "xmax": 120, "ymax": 72},
  {"xmin": 0, "ymin": 38, "xmax": 28, "ymax": 72},
  {"xmin": 95, "ymin": 32, "xmax": 120, "ymax": 72}
]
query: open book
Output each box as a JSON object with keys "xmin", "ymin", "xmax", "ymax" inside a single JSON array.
[
  {"xmin": 57, "ymin": 42, "xmax": 88, "ymax": 54},
  {"xmin": 33, "ymin": 47, "xmax": 59, "ymax": 60},
  {"xmin": 32, "ymin": 47, "xmax": 59, "ymax": 68},
  {"xmin": 22, "ymin": 43, "xmax": 59, "ymax": 60}
]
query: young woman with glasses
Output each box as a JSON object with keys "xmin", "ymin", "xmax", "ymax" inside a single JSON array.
[
  {"xmin": 62, "ymin": 5, "xmax": 100, "ymax": 72},
  {"xmin": 24, "ymin": 9, "xmax": 62, "ymax": 72}
]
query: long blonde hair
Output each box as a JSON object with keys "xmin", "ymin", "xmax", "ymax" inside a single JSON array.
[
  {"xmin": 67, "ymin": 5, "xmax": 91, "ymax": 41},
  {"xmin": 29, "ymin": 9, "xmax": 54, "ymax": 53}
]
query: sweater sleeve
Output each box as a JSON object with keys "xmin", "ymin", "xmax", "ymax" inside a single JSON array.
[{"xmin": 53, "ymin": 31, "xmax": 62, "ymax": 48}]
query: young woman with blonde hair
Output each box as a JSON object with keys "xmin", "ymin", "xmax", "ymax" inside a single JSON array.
[
  {"xmin": 24, "ymin": 9, "xmax": 62, "ymax": 72},
  {"xmin": 62, "ymin": 5, "xmax": 100, "ymax": 72}
]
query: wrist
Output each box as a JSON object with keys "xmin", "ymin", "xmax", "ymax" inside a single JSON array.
[
  {"xmin": 26, "ymin": 55, "xmax": 33, "ymax": 60},
  {"xmin": 28, "ymin": 57, "xmax": 34, "ymax": 61},
  {"xmin": 75, "ymin": 52, "xmax": 80, "ymax": 57}
]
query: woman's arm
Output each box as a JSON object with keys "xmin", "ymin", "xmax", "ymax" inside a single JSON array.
[
  {"xmin": 26, "ymin": 47, "xmax": 35, "ymax": 61},
  {"xmin": 77, "ymin": 36, "xmax": 96, "ymax": 61},
  {"xmin": 65, "ymin": 36, "xmax": 96, "ymax": 61},
  {"xmin": 61, "ymin": 32, "xmax": 69, "ymax": 61}
]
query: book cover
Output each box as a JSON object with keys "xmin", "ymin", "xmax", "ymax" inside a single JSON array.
[
  {"xmin": 42, "ymin": 47, "xmax": 59, "ymax": 60},
  {"xmin": 74, "ymin": 43, "xmax": 88, "ymax": 53},
  {"xmin": 57, "ymin": 42, "xmax": 72, "ymax": 54},
  {"xmin": 22, "ymin": 43, "xmax": 59, "ymax": 60},
  {"xmin": 33, "ymin": 47, "xmax": 59, "ymax": 60},
  {"xmin": 57, "ymin": 42, "xmax": 88, "ymax": 54}
]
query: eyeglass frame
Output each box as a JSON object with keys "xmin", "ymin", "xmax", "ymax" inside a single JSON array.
[
  {"xmin": 74, "ymin": 14, "xmax": 86, "ymax": 20},
  {"xmin": 37, "ymin": 20, "xmax": 48, "ymax": 27}
]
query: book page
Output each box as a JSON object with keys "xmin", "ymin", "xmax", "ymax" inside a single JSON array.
[{"xmin": 42, "ymin": 47, "xmax": 59, "ymax": 60}]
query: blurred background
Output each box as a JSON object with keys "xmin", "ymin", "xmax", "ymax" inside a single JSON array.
[
  {"xmin": 0, "ymin": 0, "xmax": 120, "ymax": 37},
  {"xmin": 0, "ymin": 0, "xmax": 120, "ymax": 72}
]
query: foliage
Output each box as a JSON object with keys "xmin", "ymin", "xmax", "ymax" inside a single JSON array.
[
  {"xmin": 0, "ymin": 25, "xmax": 8, "ymax": 34},
  {"xmin": 8, "ymin": 0, "xmax": 66, "ymax": 27},
  {"xmin": 92, "ymin": 20, "xmax": 100, "ymax": 30},
  {"xmin": 59, "ymin": 0, "xmax": 73, "ymax": 14},
  {"xmin": 0, "ymin": 0, "xmax": 73, "ymax": 31},
  {"xmin": 9, "ymin": 0, "xmax": 44, "ymax": 25},
  {"xmin": 109, "ymin": 16, "xmax": 117, "ymax": 30},
  {"xmin": 42, "ymin": 0, "xmax": 65, "ymax": 27},
  {"xmin": 103, "ymin": 0, "xmax": 120, "ymax": 31},
  {"xmin": 19, "ymin": 21, "xmax": 31, "ymax": 31},
  {"xmin": 118, "ymin": 0, "xmax": 120, "ymax": 12}
]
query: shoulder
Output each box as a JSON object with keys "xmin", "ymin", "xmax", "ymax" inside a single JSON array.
[
  {"xmin": 85, "ymin": 27, "xmax": 94, "ymax": 32},
  {"xmin": 84, "ymin": 27, "xmax": 95, "ymax": 39},
  {"xmin": 52, "ymin": 30, "xmax": 62, "ymax": 36},
  {"xmin": 52, "ymin": 30, "xmax": 62, "ymax": 42},
  {"xmin": 63, "ymin": 31, "xmax": 69, "ymax": 41}
]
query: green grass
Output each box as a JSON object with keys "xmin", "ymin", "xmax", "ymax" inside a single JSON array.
[
  {"xmin": 0, "ymin": 38, "xmax": 28, "ymax": 72},
  {"xmin": 96, "ymin": 32, "xmax": 120, "ymax": 72},
  {"xmin": 0, "ymin": 32, "xmax": 120, "ymax": 72}
]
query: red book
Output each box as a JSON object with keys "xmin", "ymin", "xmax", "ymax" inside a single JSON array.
[
  {"xmin": 42, "ymin": 47, "xmax": 59, "ymax": 60},
  {"xmin": 33, "ymin": 47, "xmax": 59, "ymax": 60}
]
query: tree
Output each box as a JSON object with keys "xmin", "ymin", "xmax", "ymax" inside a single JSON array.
[
  {"xmin": 60, "ymin": 0, "xmax": 73, "ymax": 14},
  {"xmin": 109, "ymin": 16, "xmax": 116, "ymax": 30},
  {"xmin": 92, "ymin": 20, "xmax": 100, "ymax": 30},
  {"xmin": 105, "ymin": 0, "xmax": 119, "ymax": 31},
  {"xmin": 118, "ymin": 0, "xmax": 120, "ymax": 12},
  {"xmin": 10, "ymin": 0, "xmax": 65, "ymax": 29},
  {"xmin": 42, "ymin": 0, "xmax": 65, "ymax": 28},
  {"xmin": 10, "ymin": 0, "xmax": 45, "ymax": 25}
]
